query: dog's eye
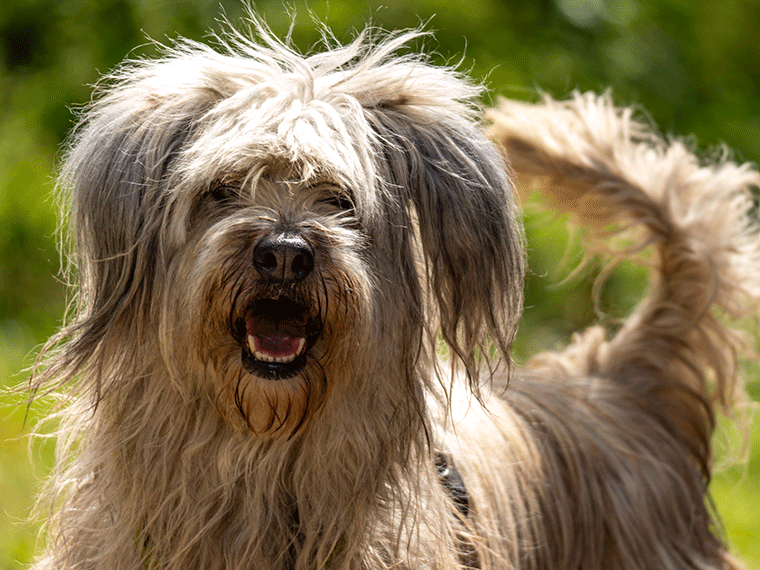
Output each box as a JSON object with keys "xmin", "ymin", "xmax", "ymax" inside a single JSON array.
[
  {"xmin": 320, "ymin": 194, "xmax": 355, "ymax": 213},
  {"xmin": 207, "ymin": 183, "xmax": 239, "ymax": 204}
]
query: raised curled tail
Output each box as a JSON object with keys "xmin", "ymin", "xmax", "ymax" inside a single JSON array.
[{"xmin": 486, "ymin": 92, "xmax": 760, "ymax": 474}]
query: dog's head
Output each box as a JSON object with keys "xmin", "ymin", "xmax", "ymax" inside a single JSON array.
[{"xmin": 55, "ymin": 22, "xmax": 523, "ymax": 438}]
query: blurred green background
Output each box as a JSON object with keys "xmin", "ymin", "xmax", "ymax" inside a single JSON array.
[{"xmin": 1, "ymin": 0, "xmax": 758, "ymax": 568}]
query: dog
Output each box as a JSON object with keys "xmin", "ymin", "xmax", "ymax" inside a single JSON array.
[{"xmin": 30, "ymin": 17, "xmax": 760, "ymax": 570}]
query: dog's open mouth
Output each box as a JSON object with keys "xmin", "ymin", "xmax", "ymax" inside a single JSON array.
[{"xmin": 236, "ymin": 298, "xmax": 319, "ymax": 379}]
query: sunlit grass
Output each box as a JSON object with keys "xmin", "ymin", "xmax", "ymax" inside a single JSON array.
[{"xmin": 1, "ymin": 334, "xmax": 56, "ymax": 569}]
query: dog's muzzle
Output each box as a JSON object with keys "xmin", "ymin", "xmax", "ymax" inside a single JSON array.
[{"xmin": 234, "ymin": 233, "xmax": 321, "ymax": 380}]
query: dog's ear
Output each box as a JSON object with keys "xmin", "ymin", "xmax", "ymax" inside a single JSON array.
[
  {"xmin": 367, "ymin": 103, "xmax": 525, "ymax": 386},
  {"xmin": 48, "ymin": 59, "xmax": 212, "ymax": 391}
]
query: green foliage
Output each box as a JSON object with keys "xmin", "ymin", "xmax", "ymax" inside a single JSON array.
[{"xmin": 1, "ymin": 1, "xmax": 758, "ymax": 568}]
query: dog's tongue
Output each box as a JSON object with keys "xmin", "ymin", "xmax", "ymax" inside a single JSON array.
[
  {"xmin": 253, "ymin": 333, "xmax": 302, "ymax": 357},
  {"xmin": 247, "ymin": 332, "xmax": 306, "ymax": 360}
]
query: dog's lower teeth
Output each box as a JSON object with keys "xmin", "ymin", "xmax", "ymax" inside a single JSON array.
[
  {"xmin": 247, "ymin": 335, "xmax": 306, "ymax": 365},
  {"xmin": 256, "ymin": 352, "xmax": 296, "ymax": 363}
]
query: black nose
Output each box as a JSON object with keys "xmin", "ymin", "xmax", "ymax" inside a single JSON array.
[{"xmin": 253, "ymin": 233, "xmax": 315, "ymax": 283}]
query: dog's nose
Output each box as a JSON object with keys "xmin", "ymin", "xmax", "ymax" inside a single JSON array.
[{"xmin": 253, "ymin": 233, "xmax": 314, "ymax": 283}]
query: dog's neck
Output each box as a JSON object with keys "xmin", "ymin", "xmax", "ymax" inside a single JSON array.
[{"xmin": 101, "ymin": 368, "xmax": 446, "ymax": 568}]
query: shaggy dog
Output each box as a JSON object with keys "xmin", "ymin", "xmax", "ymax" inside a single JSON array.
[{"xmin": 31, "ymin": 17, "xmax": 759, "ymax": 570}]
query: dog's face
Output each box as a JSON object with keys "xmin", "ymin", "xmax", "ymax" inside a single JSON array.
[
  {"xmin": 181, "ymin": 171, "xmax": 374, "ymax": 435},
  {"xmin": 59, "ymin": 29, "xmax": 524, "ymax": 439}
]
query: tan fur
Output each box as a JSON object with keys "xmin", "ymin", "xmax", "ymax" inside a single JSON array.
[{"xmin": 30, "ymin": 17, "xmax": 758, "ymax": 570}]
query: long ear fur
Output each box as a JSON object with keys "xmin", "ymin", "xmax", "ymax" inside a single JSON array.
[
  {"xmin": 367, "ymin": 96, "xmax": 525, "ymax": 387},
  {"xmin": 35, "ymin": 53, "xmax": 217, "ymax": 397}
]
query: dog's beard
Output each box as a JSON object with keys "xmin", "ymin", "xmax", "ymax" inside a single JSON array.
[{"xmin": 176, "ymin": 186, "xmax": 374, "ymax": 439}]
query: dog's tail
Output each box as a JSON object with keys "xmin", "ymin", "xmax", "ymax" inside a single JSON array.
[{"xmin": 486, "ymin": 92, "xmax": 760, "ymax": 477}]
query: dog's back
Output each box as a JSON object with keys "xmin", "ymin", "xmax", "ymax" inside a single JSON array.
[{"xmin": 441, "ymin": 92, "xmax": 759, "ymax": 570}]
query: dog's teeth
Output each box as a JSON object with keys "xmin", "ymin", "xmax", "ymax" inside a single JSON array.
[
  {"xmin": 247, "ymin": 334, "xmax": 305, "ymax": 365},
  {"xmin": 253, "ymin": 351, "xmax": 297, "ymax": 364}
]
